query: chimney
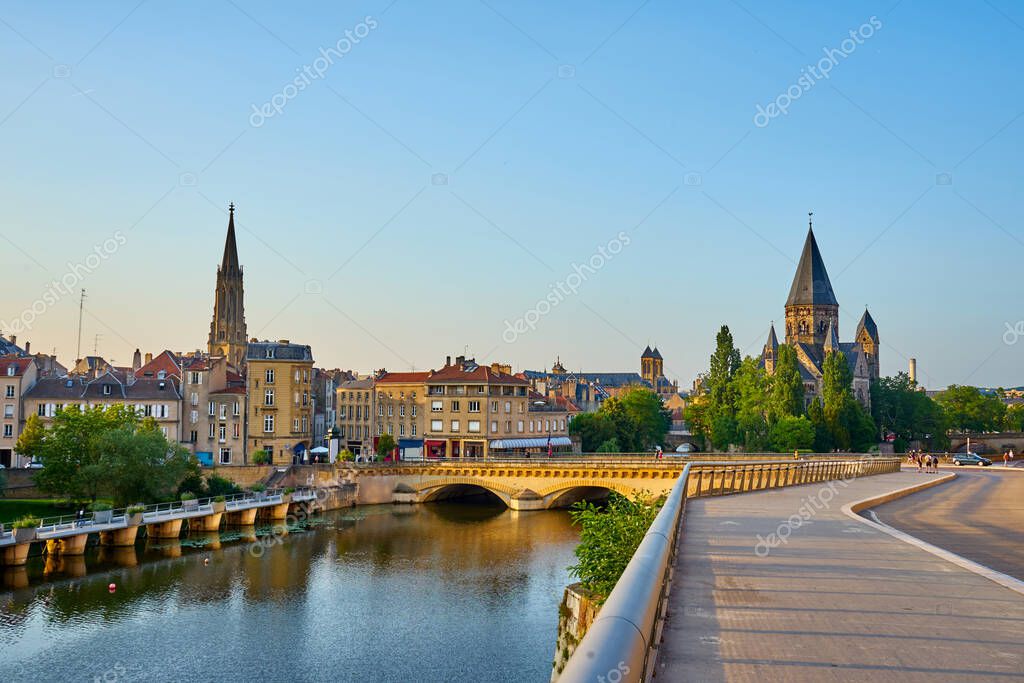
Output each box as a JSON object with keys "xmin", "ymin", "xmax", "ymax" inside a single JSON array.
[
  {"xmin": 9, "ymin": 335, "xmax": 15, "ymax": 345},
  {"xmin": 24, "ymin": 341, "xmax": 29, "ymax": 354},
  {"xmin": 446, "ymin": 355, "xmax": 451, "ymax": 367},
  {"xmin": 145, "ymin": 352, "xmax": 153, "ymax": 364},
  {"xmin": 132, "ymin": 348, "xmax": 142, "ymax": 372},
  {"xmin": 909, "ymin": 358, "xmax": 917, "ymax": 384}
]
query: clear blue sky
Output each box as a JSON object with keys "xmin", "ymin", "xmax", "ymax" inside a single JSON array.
[{"xmin": 0, "ymin": 1, "xmax": 1021, "ymax": 389}]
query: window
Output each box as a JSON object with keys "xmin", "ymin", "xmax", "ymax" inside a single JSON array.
[
  {"xmin": 233, "ymin": 423, "xmax": 240, "ymax": 438},
  {"xmin": 431, "ymin": 419, "xmax": 443, "ymax": 432},
  {"xmin": 219, "ymin": 448, "xmax": 231, "ymax": 464},
  {"xmin": 431, "ymin": 400, "xmax": 443, "ymax": 412},
  {"xmin": 468, "ymin": 420, "xmax": 481, "ymax": 433},
  {"xmin": 376, "ymin": 423, "xmax": 383, "ymax": 436},
  {"xmin": 293, "ymin": 418, "xmax": 300, "ymax": 431},
  {"xmin": 468, "ymin": 400, "xmax": 480, "ymax": 413},
  {"xmin": 302, "ymin": 391, "xmax": 308, "ymax": 407},
  {"xmin": 191, "ymin": 392, "xmax": 198, "ymax": 406},
  {"xmin": 529, "ymin": 421, "xmax": 535, "ymax": 433},
  {"xmin": 233, "ymin": 401, "xmax": 240, "ymax": 416},
  {"xmin": 340, "ymin": 406, "xmax": 347, "ymax": 419},
  {"xmin": 505, "ymin": 420, "xmax": 512, "ymax": 433},
  {"xmin": 302, "ymin": 416, "xmax": 308, "ymax": 432},
  {"xmin": 378, "ymin": 404, "xmax": 384, "ymax": 417},
  {"xmin": 399, "ymin": 405, "xmax": 405, "ymax": 417},
  {"xmin": 411, "ymin": 405, "xmax": 417, "ymax": 417},
  {"xmin": 266, "ymin": 347, "xmax": 274, "ymax": 359},
  {"xmin": 266, "ymin": 369, "xmax": 275, "ymax": 383},
  {"xmin": 519, "ymin": 402, "xmax": 525, "ymax": 413},
  {"xmin": 387, "ymin": 423, "xmax": 393, "ymax": 435},
  {"xmin": 189, "ymin": 371, "xmax": 201, "ymax": 385},
  {"xmin": 303, "ymin": 369, "xmax": 309, "ymax": 383},
  {"xmin": 560, "ymin": 419, "xmax": 565, "ymax": 431},
  {"xmin": 264, "ymin": 414, "xmax": 275, "ymax": 432},
  {"xmin": 265, "ymin": 389, "xmax": 275, "ymax": 406},
  {"xmin": 491, "ymin": 400, "xmax": 498, "ymax": 412},
  {"xmin": 219, "ymin": 403, "xmax": 227, "ymax": 420},
  {"xmin": 5, "ymin": 367, "xmax": 13, "ymax": 377},
  {"xmin": 451, "ymin": 420, "xmax": 460, "ymax": 432},
  {"xmin": 451, "ymin": 400, "xmax": 460, "ymax": 412},
  {"xmin": 504, "ymin": 401, "xmax": 511, "ymax": 413},
  {"xmin": 5, "ymin": 386, "xmax": 13, "ymax": 398},
  {"xmin": 2, "ymin": 424, "xmax": 11, "ymax": 437},
  {"xmin": 545, "ymin": 419, "xmax": 551, "ymax": 431},
  {"xmin": 190, "ymin": 410, "xmax": 198, "ymax": 424},
  {"xmin": 517, "ymin": 420, "xmax": 524, "ymax": 433},
  {"xmin": 399, "ymin": 423, "xmax": 405, "ymax": 436},
  {"xmin": 411, "ymin": 423, "xmax": 417, "ymax": 436},
  {"xmin": 3, "ymin": 405, "xmax": 12, "ymax": 418},
  {"xmin": 219, "ymin": 425, "xmax": 226, "ymax": 442},
  {"xmin": 209, "ymin": 424, "xmax": 215, "ymax": 438},
  {"xmin": 208, "ymin": 401, "xmax": 216, "ymax": 416},
  {"xmin": 102, "ymin": 384, "xmax": 112, "ymax": 396},
  {"xmin": 189, "ymin": 430, "xmax": 197, "ymax": 443},
  {"xmin": 387, "ymin": 404, "xmax": 393, "ymax": 417},
  {"xmin": 490, "ymin": 421, "xmax": 498, "ymax": 432},
  {"xmin": 295, "ymin": 370, "xmax": 300, "ymax": 382}
]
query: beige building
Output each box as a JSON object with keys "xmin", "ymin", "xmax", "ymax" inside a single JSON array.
[
  {"xmin": 374, "ymin": 371, "xmax": 430, "ymax": 459},
  {"xmin": 0, "ymin": 355, "xmax": 38, "ymax": 467},
  {"xmin": 337, "ymin": 377, "xmax": 375, "ymax": 456},
  {"xmin": 247, "ymin": 340, "xmax": 314, "ymax": 465},
  {"xmin": 22, "ymin": 369, "xmax": 183, "ymax": 443},
  {"xmin": 423, "ymin": 356, "xmax": 531, "ymax": 458}
]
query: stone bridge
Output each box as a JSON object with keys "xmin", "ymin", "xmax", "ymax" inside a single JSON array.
[
  {"xmin": 948, "ymin": 432, "xmax": 1024, "ymax": 455},
  {"xmin": 310, "ymin": 457, "xmax": 893, "ymax": 511}
]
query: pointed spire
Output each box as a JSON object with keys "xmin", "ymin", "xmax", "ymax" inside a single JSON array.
[
  {"xmin": 642, "ymin": 345, "xmax": 653, "ymax": 358},
  {"xmin": 766, "ymin": 322, "xmax": 779, "ymax": 353},
  {"xmin": 786, "ymin": 221, "xmax": 838, "ymax": 307},
  {"xmin": 651, "ymin": 347, "xmax": 663, "ymax": 360},
  {"xmin": 221, "ymin": 203, "xmax": 240, "ymax": 273},
  {"xmin": 856, "ymin": 307, "xmax": 879, "ymax": 342},
  {"xmin": 824, "ymin": 318, "xmax": 839, "ymax": 353}
]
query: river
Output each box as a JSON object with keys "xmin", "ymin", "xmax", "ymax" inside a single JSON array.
[{"xmin": 0, "ymin": 501, "xmax": 579, "ymax": 682}]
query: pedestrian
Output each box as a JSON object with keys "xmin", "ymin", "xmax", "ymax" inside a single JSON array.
[
  {"xmin": 75, "ymin": 508, "xmax": 84, "ymax": 528},
  {"xmin": 915, "ymin": 452, "xmax": 922, "ymax": 473},
  {"xmin": 1004, "ymin": 450, "xmax": 1010, "ymax": 467}
]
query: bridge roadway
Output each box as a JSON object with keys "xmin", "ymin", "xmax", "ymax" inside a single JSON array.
[{"xmin": 658, "ymin": 470, "xmax": 1024, "ymax": 682}]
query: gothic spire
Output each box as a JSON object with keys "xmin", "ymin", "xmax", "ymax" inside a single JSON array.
[
  {"xmin": 221, "ymin": 203, "xmax": 240, "ymax": 273},
  {"xmin": 856, "ymin": 307, "xmax": 879, "ymax": 342},
  {"xmin": 824, "ymin": 318, "xmax": 840, "ymax": 353},
  {"xmin": 765, "ymin": 322, "xmax": 779, "ymax": 353},
  {"xmin": 786, "ymin": 223, "xmax": 838, "ymax": 307}
]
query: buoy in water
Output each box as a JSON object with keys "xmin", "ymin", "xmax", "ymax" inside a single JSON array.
[
  {"xmin": 203, "ymin": 558, "xmax": 209, "ymax": 566},
  {"xmin": 108, "ymin": 583, "xmax": 116, "ymax": 592}
]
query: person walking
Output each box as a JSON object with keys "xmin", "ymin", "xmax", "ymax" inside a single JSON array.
[{"xmin": 1004, "ymin": 450, "xmax": 1010, "ymax": 467}]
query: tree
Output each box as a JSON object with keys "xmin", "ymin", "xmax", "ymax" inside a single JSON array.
[
  {"xmin": 871, "ymin": 373, "xmax": 949, "ymax": 451},
  {"xmin": 569, "ymin": 412, "xmax": 615, "ymax": 453},
  {"xmin": 733, "ymin": 357, "xmax": 770, "ymax": 451},
  {"xmin": 596, "ymin": 437, "xmax": 621, "ymax": 453},
  {"xmin": 15, "ymin": 413, "xmax": 46, "ymax": 463},
  {"xmin": 821, "ymin": 351, "xmax": 876, "ymax": 450},
  {"xmin": 103, "ymin": 420, "xmax": 196, "ymax": 506},
  {"xmin": 568, "ymin": 492, "xmax": 664, "ymax": 601},
  {"xmin": 376, "ymin": 433, "xmax": 397, "ymax": 458},
  {"xmin": 706, "ymin": 325, "xmax": 741, "ymax": 425},
  {"xmin": 1005, "ymin": 404, "xmax": 1024, "ymax": 432},
  {"xmin": 807, "ymin": 397, "xmax": 832, "ymax": 452},
  {"xmin": 769, "ymin": 415, "xmax": 816, "ymax": 452},
  {"xmin": 768, "ymin": 345, "xmax": 804, "ymax": 420},
  {"xmin": 0, "ymin": 466, "xmax": 6, "ymax": 498},
  {"xmin": 616, "ymin": 388, "xmax": 671, "ymax": 451},
  {"xmin": 936, "ymin": 385, "xmax": 1006, "ymax": 433},
  {"xmin": 250, "ymin": 449, "xmax": 270, "ymax": 465},
  {"xmin": 570, "ymin": 388, "xmax": 669, "ymax": 453}
]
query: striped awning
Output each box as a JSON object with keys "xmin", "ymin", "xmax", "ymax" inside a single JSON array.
[{"xmin": 489, "ymin": 436, "xmax": 572, "ymax": 449}]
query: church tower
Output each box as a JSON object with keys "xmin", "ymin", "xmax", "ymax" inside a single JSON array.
[
  {"xmin": 208, "ymin": 203, "xmax": 248, "ymax": 367},
  {"xmin": 855, "ymin": 308, "xmax": 880, "ymax": 381},
  {"xmin": 784, "ymin": 215, "xmax": 839, "ymax": 350}
]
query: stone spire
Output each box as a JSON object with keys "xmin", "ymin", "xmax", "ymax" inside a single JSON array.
[
  {"xmin": 208, "ymin": 203, "xmax": 248, "ymax": 367},
  {"xmin": 824, "ymin": 317, "xmax": 840, "ymax": 354},
  {"xmin": 784, "ymin": 219, "xmax": 840, "ymax": 349}
]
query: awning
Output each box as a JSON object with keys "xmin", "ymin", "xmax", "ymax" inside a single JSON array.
[{"xmin": 489, "ymin": 437, "xmax": 572, "ymax": 449}]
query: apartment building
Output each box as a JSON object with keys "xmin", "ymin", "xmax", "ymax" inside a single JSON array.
[
  {"xmin": 0, "ymin": 355, "xmax": 37, "ymax": 467},
  {"xmin": 247, "ymin": 340, "xmax": 315, "ymax": 465},
  {"xmin": 337, "ymin": 377, "xmax": 374, "ymax": 456},
  {"xmin": 374, "ymin": 371, "xmax": 430, "ymax": 459}
]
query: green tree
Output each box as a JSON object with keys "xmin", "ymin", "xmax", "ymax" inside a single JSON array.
[
  {"xmin": 250, "ymin": 449, "xmax": 270, "ymax": 465},
  {"xmin": 103, "ymin": 420, "xmax": 197, "ymax": 506},
  {"xmin": 595, "ymin": 437, "xmax": 621, "ymax": 453},
  {"xmin": 15, "ymin": 413, "xmax": 46, "ymax": 462},
  {"xmin": 567, "ymin": 492, "xmax": 664, "ymax": 601},
  {"xmin": 1005, "ymin": 404, "xmax": 1024, "ymax": 432},
  {"xmin": 706, "ymin": 325, "xmax": 741, "ymax": 425},
  {"xmin": 571, "ymin": 388, "xmax": 669, "ymax": 453},
  {"xmin": 936, "ymin": 385, "xmax": 1006, "ymax": 433},
  {"xmin": 617, "ymin": 388, "xmax": 671, "ymax": 451},
  {"xmin": 769, "ymin": 415, "xmax": 816, "ymax": 452},
  {"xmin": 820, "ymin": 351, "xmax": 877, "ymax": 450},
  {"xmin": 871, "ymin": 373, "xmax": 949, "ymax": 451},
  {"xmin": 376, "ymin": 433, "xmax": 397, "ymax": 458},
  {"xmin": 807, "ymin": 397, "xmax": 832, "ymax": 452},
  {"xmin": 733, "ymin": 357, "xmax": 770, "ymax": 451},
  {"xmin": 0, "ymin": 466, "xmax": 6, "ymax": 498},
  {"xmin": 768, "ymin": 345, "xmax": 804, "ymax": 420}
]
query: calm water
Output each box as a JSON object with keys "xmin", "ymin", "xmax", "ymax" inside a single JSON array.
[{"xmin": 0, "ymin": 502, "xmax": 579, "ymax": 682}]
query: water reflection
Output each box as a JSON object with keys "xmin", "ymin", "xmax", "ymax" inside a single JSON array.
[{"xmin": 0, "ymin": 503, "xmax": 579, "ymax": 682}]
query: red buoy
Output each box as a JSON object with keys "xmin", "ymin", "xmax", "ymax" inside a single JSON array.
[{"xmin": 108, "ymin": 583, "xmax": 116, "ymax": 592}]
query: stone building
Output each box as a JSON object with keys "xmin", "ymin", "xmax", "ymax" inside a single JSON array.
[
  {"xmin": 246, "ymin": 340, "xmax": 315, "ymax": 465},
  {"xmin": 0, "ymin": 355, "xmax": 37, "ymax": 467},
  {"xmin": 761, "ymin": 221, "xmax": 879, "ymax": 407},
  {"xmin": 336, "ymin": 377, "xmax": 375, "ymax": 456},
  {"xmin": 208, "ymin": 204, "xmax": 248, "ymax": 368}
]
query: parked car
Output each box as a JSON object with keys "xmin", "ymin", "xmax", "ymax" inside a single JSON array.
[
  {"xmin": 25, "ymin": 460, "xmax": 43, "ymax": 469},
  {"xmin": 953, "ymin": 452, "xmax": 991, "ymax": 467}
]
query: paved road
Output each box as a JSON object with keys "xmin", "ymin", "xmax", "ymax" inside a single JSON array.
[
  {"xmin": 871, "ymin": 468, "xmax": 1024, "ymax": 582},
  {"xmin": 658, "ymin": 471, "xmax": 1024, "ymax": 683}
]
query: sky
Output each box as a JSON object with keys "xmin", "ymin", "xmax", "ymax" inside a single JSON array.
[{"xmin": 0, "ymin": 0, "xmax": 1021, "ymax": 390}]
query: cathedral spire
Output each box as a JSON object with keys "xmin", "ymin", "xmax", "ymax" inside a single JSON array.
[
  {"xmin": 824, "ymin": 318, "xmax": 839, "ymax": 354},
  {"xmin": 786, "ymin": 222, "xmax": 837, "ymax": 307},
  {"xmin": 221, "ymin": 203, "xmax": 240, "ymax": 273}
]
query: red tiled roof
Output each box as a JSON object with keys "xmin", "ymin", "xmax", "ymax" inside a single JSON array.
[
  {"xmin": 426, "ymin": 364, "xmax": 528, "ymax": 385},
  {"xmin": 136, "ymin": 350, "xmax": 180, "ymax": 379},
  {"xmin": 211, "ymin": 386, "xmax": 246, "ymax": 395},
  {"xmin": 0, "ymin": 355, "xmax": 33, "ymax": 376},
  {"xmin": 377, "ymin": 371, "xmax": 431, "ymax": 384}
]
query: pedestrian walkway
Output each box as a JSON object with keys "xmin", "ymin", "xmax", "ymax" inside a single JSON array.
[{"xmin": 658, "ymin": 471, "xmax": 1024, "ymax": 682}]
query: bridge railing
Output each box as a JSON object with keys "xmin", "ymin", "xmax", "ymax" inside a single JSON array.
[
  {"xmin": 558, "ymin": 456, "xmax": 901, "ymax": 682},
  {"xmin": 337, "ymin": 453, "xmax": 892, "ymax": 469}
]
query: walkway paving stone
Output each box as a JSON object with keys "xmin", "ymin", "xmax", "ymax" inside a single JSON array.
[{"xmin": 658, "ymin": 471, "xmax": 1024, "ymax": 682}]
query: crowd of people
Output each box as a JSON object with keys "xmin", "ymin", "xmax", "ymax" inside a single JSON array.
[{"xmin": 908, "ymin": 451, "xmax": 939, "ymax": 473}]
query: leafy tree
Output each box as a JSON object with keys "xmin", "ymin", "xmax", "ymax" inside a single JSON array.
[
  {"xmin": 807, "ymin": 397, "xmax": 832, "ymax": 452},
  {"xmin": 337, "ymin": 448, "xmax": 355, "ymax": 462},
  {"xmin": 205, "ymin": 474, "xmax": 241, "ymax": 497},
  {"xmin": 769, "ymin": 345, "xmax": 804, "ymax": 420},
  {"xmin": 936, "ymin": 385, "xmax": 1006, "ymax": 433},
  {"xmin": 769, "ymin": 415, "xmax": 816, "ymax": 452},
  {"xmin": 616, "ymin": 388, "xmax": 671, "ymax": 450},
  {"xmin": 733, "ymin": 357, "xmax": 770, "ymax": 451},
  {"xmin": 821, "ymin": 351, "xmax": 877, "ymax": 450},
  {"xmin": 376, "ymin": 433, "xmax": 397, "ymax": 458},
  {"xmin": 15, "ymin": 413, "xmax": 46, "ymax": 462},
  {"xmin": 103, "ymin": 420, "xmax": 196, "ymax": 506},
  {"xmin": 1005, "ymin": 404, "xmax": 1024, "ymax": 432},
  {"xmin": 596, "ymin": 437, "xmax": 621, "ymax": 453},
  {"xmin": 567, "ymin": 492, "xmax": 664, "ymax": 601},
  {"xmin": 568, "ymin": 412, "xmax": 615, "ymax": 453},
  {"xmin": 250, "ymin": 449, "xmax": 270, "ymax": 465},
  {"xmin": 871, "ymin": 373, "xmax": 949, "ymax": 451},
  {"xmin": 706, "ymin": 325, "xmax": 741, "ymax": 425},
  {"xmin": 570, "ymin": 388, "xmax": 669, "ymax": 453}
]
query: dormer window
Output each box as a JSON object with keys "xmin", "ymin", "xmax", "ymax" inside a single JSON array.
[
  {"xmin": 157, "ymin": 370, "xmax": 166, "ymax": 380},
  {"xmin": 102, "ymin": 384, "xmax": 112, "ymax": 395},
  {"xmin": 6, "ymin": 366, "xmax": 14, "ymax": 376},
  {"xmin": 266, "ymin": 348, "xmax": 274, "ymax": 359}
]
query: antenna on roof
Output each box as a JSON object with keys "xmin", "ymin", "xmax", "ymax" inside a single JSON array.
[{"xmin": 75, "ymin": 289, "xmax": 86, "ymax": 361}]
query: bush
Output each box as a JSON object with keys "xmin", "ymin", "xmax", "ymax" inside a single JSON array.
[
  {"xmin": 12, "ymin": 515, "xmax": 40, "ymax": 529},
  {"xmin": 283, "ymin": 487, "xmax": 295, "ymax": 495},
  {"xmin": 88, "ymin": 502, "xmax": 113, "ymax": 512},
  {"xmin": 205, "ymin": 474, "xmax": 241, "ymax": 497},
  {"xmin": 250, "ymin": 483, "xmax": 266, "ymax": 493},
  {"xmin": 180, "ymin": 492, "xmax": 197, "ymax": 501},
  {"xmin": 251, "ymin": 449, "xmax": 270, "ymax": 465},
  {"xmin": 568, "ymin": 492, "xmax": 664, "ymax": 602},
  {"xmin": 126, "ymin": 504, "xmax": 145, "ymax": 514},
  {"xmin": 212, "ymin": 495, "xmax": 226, "ymax": 503},
  {"xmin": 338, "ymin": 449, "xmax": 355, "ymax": 462}
]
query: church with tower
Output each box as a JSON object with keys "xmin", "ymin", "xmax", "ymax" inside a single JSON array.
[
  {"xmin": 208, "ymin": 203, "xmax": 248, "ymax": 368},
  {"xmin": 761, "ymin": 216, "xmax": 879, "ymax": 408}
]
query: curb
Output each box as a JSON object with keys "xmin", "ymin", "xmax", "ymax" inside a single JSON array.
[{"xmin": 841, "ymin": 473, "xmax": 1024, "ymax": 597}]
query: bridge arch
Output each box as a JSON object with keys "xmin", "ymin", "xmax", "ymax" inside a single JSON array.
[
  {"xmin": 536, "ymin": 479, "xmax": 662, "ymax": 509},
  {"xmin": 414, "ymin": 477, "xmax": 518, "ymax": 506}
]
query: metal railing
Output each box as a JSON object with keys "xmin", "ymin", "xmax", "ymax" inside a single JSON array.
[
  {"xmin": 334, "ymin": 453, "xmax": 889, "ymax": 468},
  {"xmin": 558, "ymin": 457, "xmax": 901, "ymax": 682}
]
